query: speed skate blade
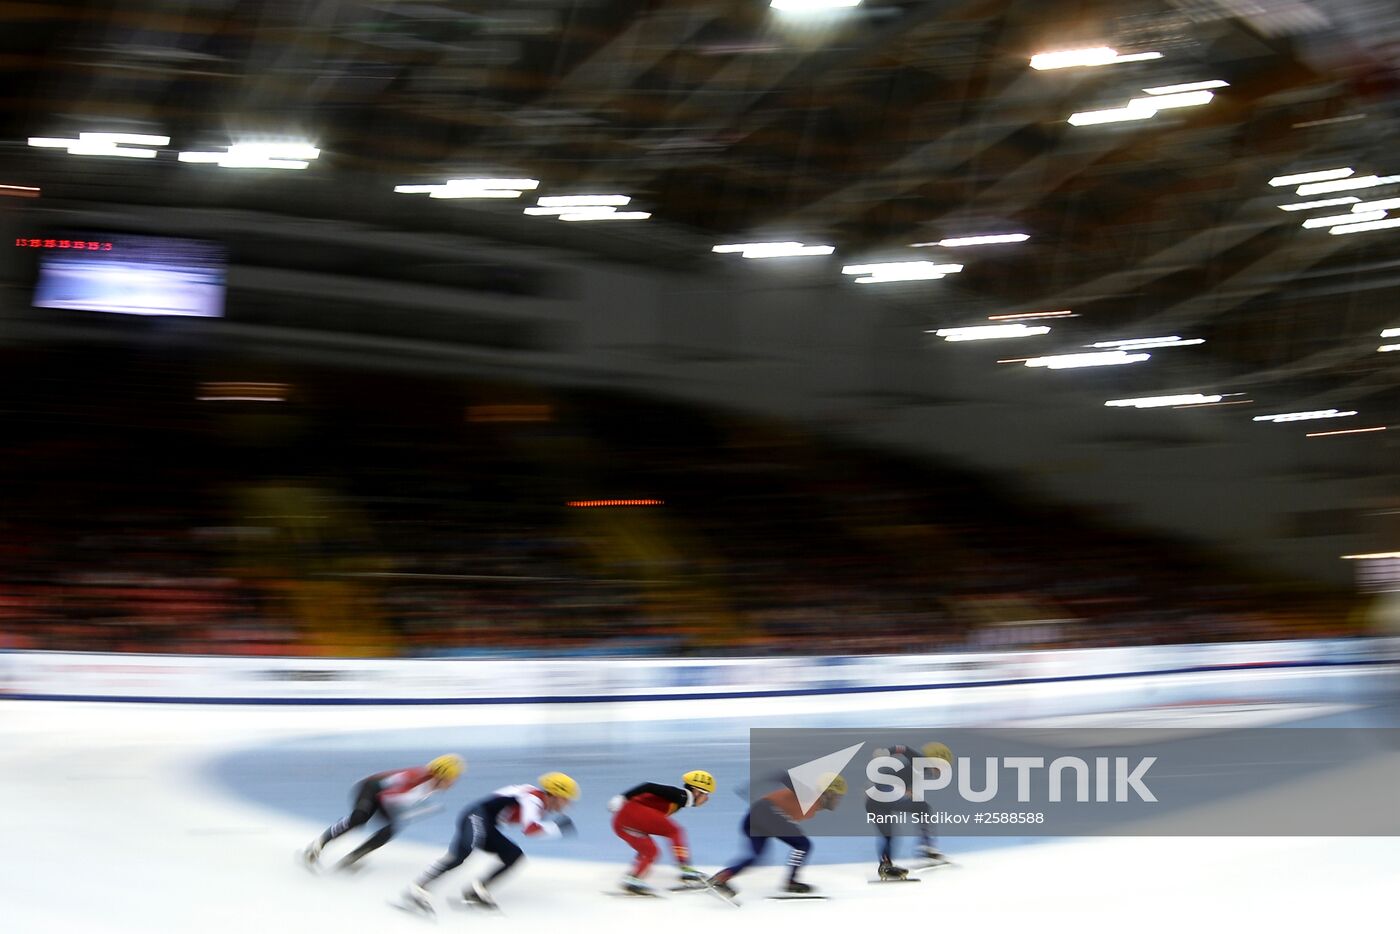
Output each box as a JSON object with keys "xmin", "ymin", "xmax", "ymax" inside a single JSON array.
[
  {"xmin": 448, "ymin": 896, "xmax": 503, "ymax": 915},
  {"xmin": 388, "ymin": 897, "xmax": 435, "ymax": 920},
  {"xmin": 870, "ymin": 876, "xmax": 922, "ymax": 883},
  {"xmin": 909, "ymin": 860, "xmax": 955, "ymax": 874},
  {"xmin": 767, "ymin": 894, "xmax": 828, "ymax": 900}
]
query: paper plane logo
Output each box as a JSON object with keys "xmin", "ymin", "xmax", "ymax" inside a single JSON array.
[{"xmin": 789, "ymin": 742, "xmax": 864, "ymax": 813}]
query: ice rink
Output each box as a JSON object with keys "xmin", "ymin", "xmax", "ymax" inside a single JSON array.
[{"xmin": 4, "ymin": 662, "xmax": 1398, "ymax": 933}]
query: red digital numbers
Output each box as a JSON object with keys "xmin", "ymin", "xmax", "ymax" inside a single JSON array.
[{"xmin": 14, "ymin": 237, "xmax": 112, "ymax": 250}]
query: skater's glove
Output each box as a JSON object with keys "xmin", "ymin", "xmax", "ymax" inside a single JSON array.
[
  {"xmin": 553, "ymin": 815, "xmax": 577, "ymax": 837},
  {"xmin": 607, "ymin": 795, "xmax": 625, "ymax": 813}
]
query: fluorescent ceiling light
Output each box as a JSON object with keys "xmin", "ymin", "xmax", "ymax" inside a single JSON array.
[
  {"xmin": 1306, "ymin": 426, "xmax": 1385, "ymax": 438},
  {"xmin": 80, "ymin": 132, "xmax": 170, "ymax": 146},
  {"xmin": 841, "ymin": 262, "xmax": 962, "ymax": 274},
  {"xmin": 397, "ymin": 178, "xmax": 536, "ymax": 197},
  {"xmin": 1109, "ymin": 52, "xmax": 1163, "ymax": 64},
  {"xmin": 524, "ymin": 206, "xmax": 617, "ymax": 216},
  {"xmin": 931, "ymin": 324, "xmax": 1050, "ymax": 341},
  {"xmin": 1105, "ymin": 394, "xmax": 1223, "ymax": 408},
  {"xmin": 558, "ymin": 211, "xmax": 651, "ymax": 221},
  {"xmin": 1141, "ymin": 80, "xmax": 1229, "ymax": 95},
  {"xmin": 841, "ymin": 261, "xmax": 962, "ymax": 283},
  {"xmin": 32, "ymin": 134, "xmax": 164, "ymax": 158},
  {"xmin": 228, "ymin": 142, "xmax": 320, "ymax": 159},
  {"xmin": 1302, "ymin": 210, "xmax": 1386, "ymax": 229},
  {"xmin": 64, "ymin": 142, "xmax": 159, "ymax": 158},
  {"xmin": 448, "ymin": 177, "xmax": 538, "ymax": 190},
  {"xmin": 1330, "ymin": 217, "xmax": 1400, "ymax": 235},
  {"xmin": 1295, "ymin": 175, "xmax": 1400, "ymax": 196},
  {"xmin": 1381, "ymin": 328, "xmax": 1400, "ymax": 338},
  {"xmin": 1378, "ymin": 344, "xmax": 1400, "ymax": 352},
  {"xmin": 1269, "ymin": 167, "xmax": 1353, "ymax": 187},
  {"xmin": 988, "ymin": 310, "xmax": 1074, "ymax": 321},
  {"xmin": 1030, "ymin": 47, "xmax": 1161, "ymax": 70},
  {"xmin": 1090, "ymin": 336, "xmax": 1203, "ymax": 350},
  {"xmin": 713, "ymin": 241, "xmax": 834, "ymax": 258},
  {"xmin": 1341, "ymin": 552, "xmax": 1400, "ymax": 559},
  {"xmin": 1252, "ymin": 409, "xmax": 1357, "ymax": 423},
  {"xmin": 1024, "ymin": 351, "xmax": 1150, "ymax": 369},
  {"xmin": 1068, "ymin": 106, "xmax": 1155, "ymax": 126},
  {"xmin": 913, "ymin": 233, "xmax": 1029, "ymax": 247},
  {"xmin": 431, "ymin": 188, "xmax": 523, "ymax": 198},
  {"xmin": 1350, "ymin": 197, "xmax": 1400, "ymax": 212},
  {"xmin": 537, "ymin": 194, "xmax": 629, "ymax": 207},
  {"xmin": 1277, "ymin": 197, "xmax": 1361, "ymax": 211},
  {"xmin": 1125, "ymin": 90, "xmax": 1213, "ymax": 111},
  {"xmin": 770, "ymin": 0, "xmax": 860, "ymax": 10},
  {"xmin": 179, "ymin": 140, "xmax": 319, "ymax": 170}
]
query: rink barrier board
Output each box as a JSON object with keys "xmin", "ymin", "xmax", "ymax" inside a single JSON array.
[{"xmin": 1, "ymin": 652, "xmax": 1391, "ymax": 705}]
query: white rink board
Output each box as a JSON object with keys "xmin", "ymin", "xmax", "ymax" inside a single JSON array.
[{"xmin": 1, "ymin": 637, "xmax": 1389, "ymax": 703}]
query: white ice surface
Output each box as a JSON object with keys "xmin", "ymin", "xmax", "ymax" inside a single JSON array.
[{"xmin": 2, "ymin": 675, "xmax": 1396, "ymax": 934}]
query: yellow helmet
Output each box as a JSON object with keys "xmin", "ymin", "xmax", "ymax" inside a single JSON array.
[
  {"xmin": 682, "ymin": 770, "xmax": 716, "ymax": 794},
  {"xmin": 922, "ymin": 742, "xmax": 953, "ymax": 764},
  {"xmin": 818, "ymin": 772, "xmax": 848, "ymax": 796},
  {"xmin": 428, "ymin": 754, "xmax": 465, "ymax": 782},
  {"xmin": 539, "ymin": 771, "xmax": 581, "ymax": 801}
]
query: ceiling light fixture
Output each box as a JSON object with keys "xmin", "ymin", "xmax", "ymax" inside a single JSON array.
[
  {"xmin": 841, "ymin": 261, "xmax": 962, "ymax": 283},
  {"xmin": 1296, "ymin": 175, "xmax": 1400, "ymax": 196},
  {"xmin": 181, "ymin": 141, "xmax": 320, "ymax": 170},
  {"xmin": 537, "ymin": 194, "xmax": 630, "ymax": 207},
  {"xmin": 1141, "ymin": 80, "xmax": 1229, "ymax": 95},
  {"xmin": 1268, "ymin": 167, "xmax": 1354, "ymax": 187},
  {"xmin": 1024, "ymin": 351, "xmax": 1150, "ymax": 369},
  {"xmin": 1089, "ymin": 336, "xmax": 1203, "ymax": 350},
  {"xmin": 1302, "ymin": 210, "xmax": 1387, "ymax": 228},
  {"xmin": 558, "ymin": 211, "xmax": 652, "ymax": 221},
  {"xmin": 1252, "ymin": 409, "xmax": 1357, "ymax": 423},
  {"xmin": 1306, "ymin": 426, "xmax": 1386, "ymax": 438},
  {"xmin": 1069, "ymin": 90, "xmax": 1212, "ymax": 126},
  {"xmin": 713, "ymin": 241, "xmax": 835, "ymax": 258},
  {"xmin": 769, "ymin": 0, "xmax": 861, "ymax": 11},
  {"xmin": 30, "ymin": 132, "xmax": 168, "ymax": 158},
  {"xmin": 930, "ymin": 324, "xmax": 1051, "ymax": 341},
  {"xmin": 1277, "ymin": 197, "xmax": 1362, "ymax": 211},
  {"xmin": 987, "ymin": 310, "xmax": 1075, "ymax": 321},
  {"xmin": 1330, "ymin": 217, "xmax": 1400, "ymax": 235},
  {"xmin": 912, "ymin": 233, "xmax": 1029, "ymax": 247},
  {"xmin": 1030, "ymin": 47, "xmax": 1161, "ymax": 70},
  {"xmin": 1105, "ymin": 394, "xmax": 1223, "ymax": 408}
]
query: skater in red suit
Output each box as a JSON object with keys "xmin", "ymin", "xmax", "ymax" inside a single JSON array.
[{"xmin": 608, "ymin": 769, "xmax": 715, "ymax": 895}]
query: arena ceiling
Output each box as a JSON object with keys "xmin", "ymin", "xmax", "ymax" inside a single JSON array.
[{"xmin": 1, "ymin": 0, "xmax": 1398, "ymax": 417}]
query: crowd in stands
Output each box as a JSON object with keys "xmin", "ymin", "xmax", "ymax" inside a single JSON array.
[{"xmin": 0, "ymin": 362, "xmax": 1357, "ymax": 658}]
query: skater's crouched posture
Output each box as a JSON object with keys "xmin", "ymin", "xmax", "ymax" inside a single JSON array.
[
  {"xmin": 609, "ymin": 769, "xmax": 715, "ymax": 895},
  {"xmin": 709, "ymin": 772, "xmax": 846, "ymax": 897},
  {"xmin": 401, "ymin": 771, "xmax": 580, "ymax": 915},
  {"xmin": 304, "ymin": 754, "xmax": 464, "ymax": 872},
  {"xmin": 868, "ymin": 742, "xmax": 950, "ymax": 879}
]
